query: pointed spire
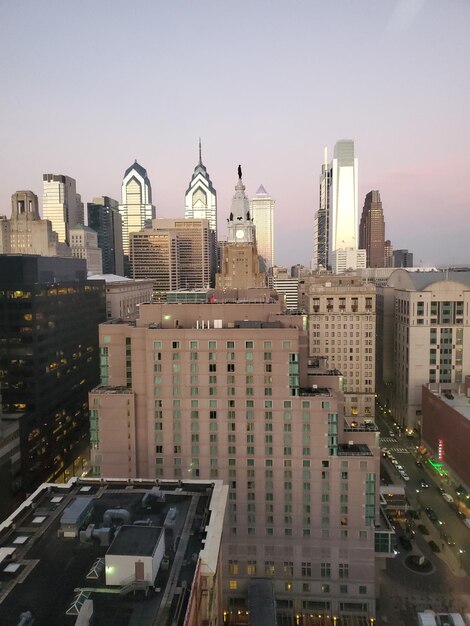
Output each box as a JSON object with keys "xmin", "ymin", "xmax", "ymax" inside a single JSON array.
[{"xmin": 198, "ymin": 138, "xmax": 202, "ymax": 165}]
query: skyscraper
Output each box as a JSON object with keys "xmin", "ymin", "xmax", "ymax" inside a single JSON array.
[
  {"xmin": 185, "ymin": 140, "xmax": 217, "ymax": 282},
  {"xmin": 359, "ymin": 190, "xmax": 385, "ymax": 268},
  {"xmin": 42, "ymin": 174, "xmax": 81, "ymax": 244},
  {"xmin": 7, "ymin": 190, "xmax": 71, "ymax": 257},
  {"xmin": 250, "ymin": 184, "xmax": 275, "ymax": 271},
  {"xmin": 87, "ymin": 196, "xmax": 124, "ymax": 275},
  {"xmin": 329, "ymin": 139, "xmax": 358, "ymax": 261},
  {"xmin": 312, "ymin": 147, "xmax": 331, "ymax": 270},
  {"xmin": 118, "ymin": 160, "xmax": 155, "ymax": 257}
]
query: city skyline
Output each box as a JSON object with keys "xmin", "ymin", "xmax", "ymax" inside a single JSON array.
[{"xmin": 1, "ymin": 1, "xmax": 469, "ymax": 267}]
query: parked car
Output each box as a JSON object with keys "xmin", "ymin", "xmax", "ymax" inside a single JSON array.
[
  {"xmin": 425, "ymin": 507, "xmax": 438, "ymax": 522},
  {"xmin": 442, "ymin": 493, "xmax": 454, "ymax": 503},
  {"xmin": 419, "ymin": 479, "xmax": 429, "ymax": 489},
  {"xmin": 417, "ymin": 524, "xmax": 429, "ymax": 535},
  {"xmin": 428, "ymin": 540, "xmax": 441, "ymax": 553},
  {"xmin": 389, "ymin": 431, "xmax": 395, "ymax": 437},
  {"xmin": 443, "ymin": 533, "xmax": 455, "ymax": 546},
  {"xmin": 415, "ymin": 460, "xmax": 423, "ymax": 468},
  {"xmin": 464, "ymin": 518, "xmax": 470, "ymax": 529}
]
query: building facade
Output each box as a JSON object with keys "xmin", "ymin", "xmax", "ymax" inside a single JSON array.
[
  {"xmin": 268, "ymin": 266, "xmax": 300, "ymax": 311},
  {"xmin": 393, "ymin": 249, "xmax": 414, "ymax": 268},
  {"xmin": 42, "ymin": 174, "xmax": 81, "ymax": 244},
  {"xmin": 87, "ymin": 274, "xmax": 154, "ymax": 319},
  {"xmin": 377, "ymin": 269, "xmax": 470, "ymax": 431},
  {"xmin": 250, "ymin": 184, "xmax": 275, "ymax": 271},
  {"xmin": 185, "ymin": 141, "xmax": 217, "ymax": 283},
  {"xmin": 130, "ymin": 218, "xmax": 210, "ymax": 295},
  {"xmin": 359, "ymin": 190, "xmax": 385, "ymax": 268},
  {"xmin": 87, "ymin": 196, "xmax": 124, "ymax": 276},
  {"xmin": 4, "ymin": 190, "xmax": 71, "ymax": 257},
  {"xmin": 300, "ymin": 275, "xmax": 376, "ymax": 420},
  {"xmin": 0, "ymin": 255, "xmax": 105, "ymax": 498},
  {"xmin": 312, "ymin": 147, "xmax": 331, "ymax": 271},
  {"xmin": 118, "ymin": 161, "xmax": 155, "ymax": 257},
  {"xmin": 89, "ymin": 300, "xmax": 385, "ymax": 622},
  {"xmin": 216, "ymin": 169, "xmax": 265, "ymax": 290},
  {"xmin": 69, "ymin": 224, "xmax": 103, "ymax": 274}
]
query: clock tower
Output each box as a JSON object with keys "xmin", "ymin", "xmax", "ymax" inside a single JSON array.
[
  {"xmin": 216, "ymin": 165, "xmax": 266, "ymax": 290},
  {"xmin": 227, "ymin": 166, "xmax": 256, "ymax": 244}
]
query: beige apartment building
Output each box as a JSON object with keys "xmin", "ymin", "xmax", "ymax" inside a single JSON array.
[
  {"xmin": 300, "ymin": 275, "xmax": 376, "ymax": 420},
  {"xmin": 377, "ymin": 269, "xmax": 470, "ymax": 432},
  {"xmin": 89, "ymin": 300, "xmax": 390, "ymax": 623}
]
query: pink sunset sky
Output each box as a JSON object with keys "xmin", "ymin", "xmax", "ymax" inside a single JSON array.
[{"xmin": 0, "ymin": 0, "xmax": 469, "ymax": 268}]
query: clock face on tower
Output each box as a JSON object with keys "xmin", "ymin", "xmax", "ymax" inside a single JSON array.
[{"xmin": 235, "ymin": 229, "xmax": 245, "ymax": 240}]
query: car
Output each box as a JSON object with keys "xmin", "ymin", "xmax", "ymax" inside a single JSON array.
[
  {"xmin": 443, "ymin": 533, "xmax": 455, "ymax": 546},
  {"xmin": 464, "ymin": 518, "xmax": 470, "ymax": 529},
  {"xmin": 408, "ymin": 509, "xmax": 420, "ymax": 520},
  {"xmin": 389, "ymin": 431, "xmax": 395, "ymax": 438},
  {"xmin": 442, "ymin": 493, "xmax": 454, "ymax": 503},
  {"xmin": 417, "ymin": 523, "xmax": 429, "ymax": 535},
  {"xmin": 428, "ymin": 540, "xmax": 441, "ymax": 553},
  {"xmin": 401, "ymin": 474, "xmax": 410, "ymax": 482},
  {"xmin": 419, "ymin": 479, "xmax": 429, "ymax": 489},
  {"xmin": 415, "ymin": 460, "xmax": 423, "ymax": 468},
  {"xmin": 425, "ymin": 507, "xmax": 438, "ymax": 522},
  {"xmin": 398, "ymin": 536, "xmax": 412, "ymax": 551}
]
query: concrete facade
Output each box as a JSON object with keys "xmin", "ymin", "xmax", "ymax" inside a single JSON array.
[
  {"xmin": 42, "ymin": 174, "xmax": 81, "ymax": 244},
  {"xmin": 89, "ymin": 301, "xmax": 384, "ymax": 621},
  {"xmin": 69, "ymin": 224, "xmax": 103, "ymax": 274},
  {"xmin": 300, "ymin": 275, "xmax": 376, "ymax": 420},
  {"xmin": 87, "ymin": 274, "xmax": 154, "ymax": 319},
  {"xmin": 377, "ymin": 269, "xmax": 470, "ymax": 431}
]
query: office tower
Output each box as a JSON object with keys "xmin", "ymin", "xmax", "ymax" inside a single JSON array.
[
  {"xmin": 130, "ymin": 218, "xmax": 210, "ymax": 295},
  {"xmin": 42, "ymin": 174, "xmax": 81, "ymax": 244},
  {"xmin": 268, "ymin": 266, "xmax": 299, "ymax": 310},
  {"xmin": 87, "ymin": 196, "xmax": 124, "ymax": 275},
  {"xmin": 6, "ymin": 190, "xmax": 71, "ymax": 257},
  {"xmin": 359, "ymin": 191, "xmax": 385, "ymax": 268},
  {"xmin": 300, "ymin": 275, "xmax": 376, "ymax": 420},
  {"xmin": 69, "ymin": 224, "xmax": 103, "ymax": 274},
  {"xmin": 0, "ymin": 256, "xmax": 105, "ymax": 502},
  {"xmin": 250, "ymin": 184, "xmax": 275, "ymax": 271},
  {"xmin": 384, "ymin": 240, "xmax": 393, "ymax": 267},
  {"xmin": 216, "ymin": 168, "xmax": 266, "ymax": 289},
  {"xmin": 393, "ymin": 249, "xmax": 414, "ymax": 268},
  {"xmin": 377, "ymin": 269, "xmax": 470, "ymax": 431},
  {"xmin": 312, "ymin": 147, "xmax": 331, "ymax": 270},
  {"xmin": 118, "ymin": 160, "xmax": 155, "ymax": 257},
  {"xmin": 89, "ymin": 299, "xmax": 387, "ymax": 623},
  {"xmin": 0, "ymin": 478, "xmax": 227, "ymax": 626},
  {"xmin": 185, "ymin": 140, "xmax": 217, "ymax": 282}
]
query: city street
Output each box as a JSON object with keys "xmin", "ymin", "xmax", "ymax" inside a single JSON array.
[{"xmin": 375, "ymin": 407, "xmax": 470, "ymax": 623}]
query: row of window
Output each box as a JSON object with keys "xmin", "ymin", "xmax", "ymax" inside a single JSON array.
[{"xmin": 151, "ymin": 340, "xmax": 292, "ymax": 350}]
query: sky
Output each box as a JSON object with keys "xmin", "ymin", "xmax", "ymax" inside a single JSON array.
[{"xmin": 1, "ymin": 0, "xmax": 469, "ymax": 268}]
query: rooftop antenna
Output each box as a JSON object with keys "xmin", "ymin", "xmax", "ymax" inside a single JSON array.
[{"xmin": 198, "ymin": 138, "xmax": 202, "ymax": 165}]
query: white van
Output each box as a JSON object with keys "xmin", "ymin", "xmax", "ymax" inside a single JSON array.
[{"xmin": 464, "ymin": 518, "xmax": 470, "ymax": 529}]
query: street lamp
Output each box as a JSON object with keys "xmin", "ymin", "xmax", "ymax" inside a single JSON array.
[
  {"xmin": 416, "ymin": 489, "xmax": 422, "ymax": 513},
  {"xmin": 459, "ymin": 549, "xmax": 465, "ymax": 568}
]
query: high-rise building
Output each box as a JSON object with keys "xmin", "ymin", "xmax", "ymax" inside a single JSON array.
[
  {"xmin": 359, "ymin": 190, "xmax": 385, "ymax": 268},
  {"xmin": 89, "ymin": 299, "xmax": 388, "ymax": 622},
  {"xmin": 6, "ymin": 190, "xmax": 71, "ymax": 257},
  {"xmin": 69, "ymin": 224, "xmax": 103, "ymax": 274},
  {"xmin": 87, "ymin": 196, "xmax": 124, "ymax": 276},
  {"xmin": 0, "ymin": 255, "xmax": 105, "ymax": 500},
  {"xmin": 300, "ymin": 275, "xmax": 376, "ymax": 420},
  {"xmin": 377, "ymin": 269, "xmax": 470, "ymax": 431},
  {"xmin": 268, "ymin": 266, "xmax": 299, "ymax": 310},
  {"xmin": 312, "ymin": 147, "xmax": 331, "ymax": 270},
  {"xmin": 118, "ymin": 160, "xmax": 155, "ymax": 257},
  {"xmin": 216, "ymin": 167, "xmax": 265, "ymax": 289},
  {"xmin": 130, "ymin": 218, "xmax": 210, "ymax": 295},
  {"xmin": 185, "ymin": 140, "xmax": 217, "ymax": 283},
  {"xmin": 42, "ymin": 174, "xmax": 81, "ymax": 244},
  {"xmin": 393, "ymin": 249, "xmax": 414, "ymax": 268},
  {"xmin": 329, "ymin": 140, "xmax": 358, "ymax": 253},
  {"xmin": 250, "ymin": 184, "xmax": 274, "ymax": 271},
  {"xmin": 384, "ymin": 240, "xmax": 393, "ymax": 267},
  {"xmin": 313, "ymin": 142, "xmax": 365, "ymax": 273}
]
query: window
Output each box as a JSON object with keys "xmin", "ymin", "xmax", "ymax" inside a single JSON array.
[
  {"xmin": 339, "ymin": 563, "xmax": 349, "ymax": 579},
  {"xmin": 283, "ymin": 561, "xmax": 294, "ymax": 576},
  {"xmin": 246, "ymin": 560, "xmax": 256, "ymax": 575},
  {"xmin": 321, "ymin": 562, "xmax": 331, "ymax": 578},
  {"xmin": 301, "ymin": 562, "xmax": 311, "ymax": 577}
]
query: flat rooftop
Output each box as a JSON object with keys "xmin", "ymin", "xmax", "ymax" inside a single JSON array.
[{"xmin": 0, "ymin": 478, "xmax": 226, "ymax": 626}]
